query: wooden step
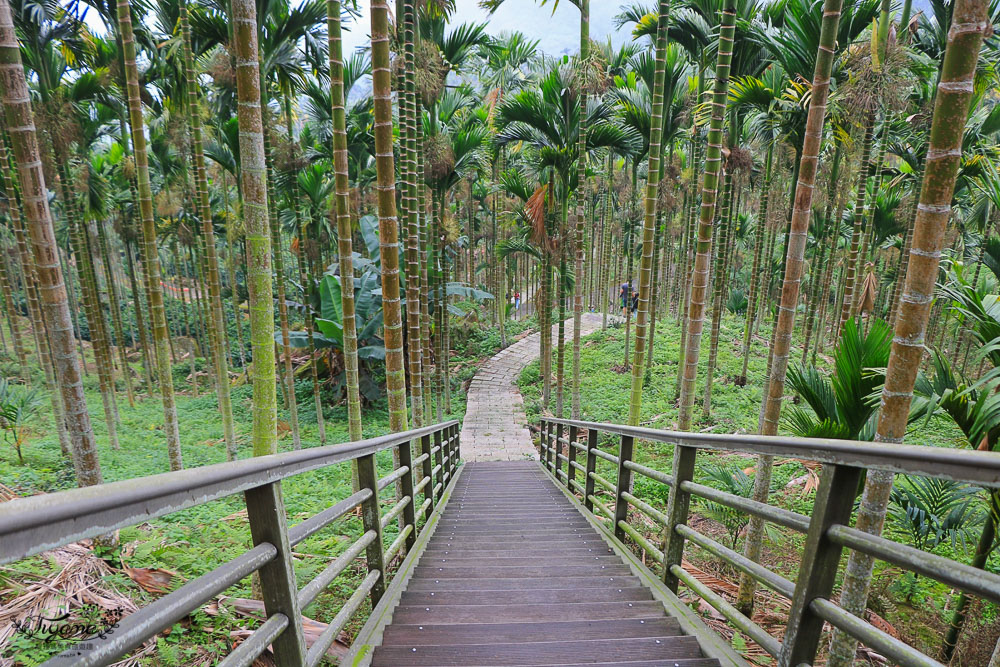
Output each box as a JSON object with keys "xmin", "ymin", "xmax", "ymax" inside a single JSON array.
[
  {"xmin": 372, "ymin": 636, "xmax": 704, "ymax": 666},
  {"xmin": 390, "ymin": 601, "xmax": 666, "ymax": 624},
  {"xmin": 381, "ymin": 618, "xmax": 680, "ymax": 646},
  {"xmin": 405, "ymin": 575, "xmax": 642, "ymax": 591},
  {"xmin": 399, "ymin": 587, "xmax": 653, "ymax": 606}
]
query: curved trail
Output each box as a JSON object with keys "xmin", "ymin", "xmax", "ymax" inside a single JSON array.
[{"xmin": 460, "ymin": 313, "xmax": 606, "ymax": 461}]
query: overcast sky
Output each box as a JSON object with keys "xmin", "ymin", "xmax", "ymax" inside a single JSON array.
[{"xmin": 341, "ymin": 1, "xmax": 631, "ymax": 56}]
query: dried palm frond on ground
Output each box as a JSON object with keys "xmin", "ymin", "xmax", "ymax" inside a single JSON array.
[{"xmin": 0, "ymin": 541, "xmax": 153, "ymax": 667}]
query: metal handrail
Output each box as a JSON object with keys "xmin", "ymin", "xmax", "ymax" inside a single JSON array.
[
  {"xmin": 0, "ymin": 420, "xmax": 460, "ymax": 563},
  {"xmin": 1, "ymin": 419, "xmax": 462, "ymax": 667},
  {"xmin": 538, "ymin": 416, "xmax": 1000, "ymax": 667}
]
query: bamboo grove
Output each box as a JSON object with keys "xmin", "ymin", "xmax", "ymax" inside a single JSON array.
[{"xmin": 0, "ymin": 0, "xmax": 999, "ymax": 663}]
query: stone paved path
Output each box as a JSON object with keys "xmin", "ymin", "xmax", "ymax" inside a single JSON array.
[{"xmin": 460, "ymin": 313, "xmax": 606, "ymax": 461}]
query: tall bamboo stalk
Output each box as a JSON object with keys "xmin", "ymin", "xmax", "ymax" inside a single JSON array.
[
  {"xmin": 677, "ymin": 0, "xmax": 736, "ymax": 430},
  {"xmin": 371, "ymin": 0, "xmax": 409, "ymax": 433},
  {"xmin": 628, "ymin": 0, "xmax": 670, "ymax": 425},
  {"xmin": 735, "ymin": 0, "xmax": 843, "ymax": 615},
  {"xmin": 179, "ymin": 0, "xmax": 237, "ymax": 459},
  {"xmin": 828, "ymin": 2, "xmax": 988, "ymax": 662},
  {"xmin": 0, "ymin": 0, "xmax": 102, "ymax": 485},
  {"xmin": 117, "ymin": 0, "xmax": 182, "ymax": 470}
]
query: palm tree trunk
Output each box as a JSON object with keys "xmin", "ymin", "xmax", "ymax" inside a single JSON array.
[
  {"xmin": 837, "ymin": 109, "xmax": 876, "ymax": 342},
  {"xmin": 556, "ymin": 200, "xmax": 568, "ymax": 417},
  {"xmin": 676, "ymin": 129, "xmax": 701, "ymax": 397},
  {"xmin": 677, "ymin": 0, "xmax": 737, "ymax": 430},
  {"xmin": 118, "ymin": 0, "xmax": 182, "ymax": 470},
  {"xmin": 0, "ymin": 0, "xmax": 102, "ymax": 486},
  {"xmin": 738, "ymin": 145, "xmax": 773, "ymax": 385},
  {"xmin": 735, "ymin": 0, "xmax": 842, "ymax": 614},
  {"xmin": 703, "ymin": 113, "xmax": 735, "ymax": 416},
  {"xmin": 371, "ymin": 0, "xmax": 409, "ymax": 434},
  {"xmin": 400, "ymin": 0, "xmax": 424, "ymax": 427},
  {"xmin": 328, "ymin": 0, "xmax": 363, "ymax": 451},
  {"xmin": 179, "ymin": 0, "xmax": 237, "ymax": 458},
  {"xmin": 801, "ymin": 143, "xmax": 843, "ymax": 363},
  {"xmin": 231, "ymin": 0, "xmax": 279, "ymax": 461},
  {"xmin": 0, "ymin": 237, "xmax": 27, "ymax": 379},
  {"xmin": 124, "ymin": 239, "xmax": 155, "ymax": 391},
  {"xmin": 828, "ymin": 4, "xmax": 987, "ymax": 661},
  {"xmin": 627, "ymin": 0, "xmax": 670, "ymax": 425},
  {"xmin": 570, "ymin": 0, "xmax": 590, "ymax": 419},
  {"xmin": 97, "ymin": 220, "xmax": 135, "ymax": 407}
]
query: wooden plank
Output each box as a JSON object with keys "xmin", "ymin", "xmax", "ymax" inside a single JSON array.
[
  {"xmin": 422, "ymin": 547, "xmax": 615, "ymax": 558},
  {"xmin": 414, "ymin": 555, "xmax": 623, "ymax": 568},
  {"xmin": 381, "ymin": 618, "xmax": 680, "ymax": 646},
  {"xmin": 405, "ymin": 575, "xmax": 644, "ymax": 591},
  {"xmin": 399, "ymin": 587, "xmax": 653, "ymax": 605},
  {"xmin": 390, "ymin": 601, "xmax": 666, "ymax": 623},
  {"xmin": 372, "ymin": 635, "xmax": 704, "ymax": 666},
  {"xmin": 410, "ymin": 565, "xmax": 634, "ymax": 579}
]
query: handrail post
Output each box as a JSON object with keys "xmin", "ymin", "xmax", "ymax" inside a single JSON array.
[
  {"xmin": 613, "ymin": 434, "xmax": 634, "ymax": 542},
  {"xmin": 433, "ymin": 427, "xmax": 444, "ymax": 502},
  {"xmin": 779, "ymin": 464, "xmax": 862, "ymax": 667},
  {"xmin": 584, "ymin": 428, "xmax": 598, "ymax": 512},
  {"xmin": 540, "ymin": 420, "xmax": 550, "ymax": 469},
  {"xmin": 398, "ymin": 436, "xmax": 417, "ymax": 551},
  {"xmin": 421, "ymin": 432, "xmax": 434, "ymax": 518},
  {"xmin": 567, "ymin": 424, "xmax": 578, "ymax": 488},
  {"xmin": 555, "ymin": 422, "xmax": 564, "ymax": 481},
  {"xmin": 244, "ymin": 482, "xmax": 307, "ymax": 666},
  {"xmin": 453, "ymin": 421, "xmax": 461, "ymax": 462},
  {"xmin": 662, "ymin": 444, "xmax": 697, "ymax": 592},
  {"xmin": 448, "ymin": 423, "xmax": 458, "ymax": 477},
  {"xmin": 355, "ymin": 452, "xmax": 387, "ymax": 606}
]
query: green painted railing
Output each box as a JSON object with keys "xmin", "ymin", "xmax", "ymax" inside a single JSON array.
[
  {"xmin": 539, "ymin": 417, "xmax": 1000, "ymax": 667},
  {"xmin": 0, "ymin": 420, "xmax": 461, "ymax": 667}
]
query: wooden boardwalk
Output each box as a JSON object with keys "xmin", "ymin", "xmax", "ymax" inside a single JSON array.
[{"xmin": 371, "ymin": 461, "xmax": 721, "ymax": 666}]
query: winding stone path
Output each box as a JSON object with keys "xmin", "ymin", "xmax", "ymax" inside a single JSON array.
[{"xmin": 460, "ymin": 313, "xmax": 606, "ymax": 461}]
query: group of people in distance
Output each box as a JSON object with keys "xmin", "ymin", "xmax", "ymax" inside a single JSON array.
[
  {"xmin": 619, "ymin": 283, "xmax": 638, "ymax": 316},
  {"xmin": 506, "ymin": 284, "xmax": 637, "ymax": 317}
]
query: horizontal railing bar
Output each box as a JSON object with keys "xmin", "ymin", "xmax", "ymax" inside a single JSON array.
[
  {"xmin": 810, "ymin": 598, "xmax": 942, "ymax": 667},
  {"xmin": 216, "ymin": 613, "xmax": 289, "ymax": 667},
  {"xmin": 556, "ymin": 453, "xmax": 569, "ymax": 463},
  {"xmin": 298, "ymin": 530, "xmax": 377, "ymax": 608},
  {"xmin": 413, "ymin": 474, "xmax": 430, "ymax": 496},
  {"xmin": 442, "ymin": 455, "xmax": 451, "ymax": 468},
  {"xmin": 432, "ymin": 464, "xmax": 442, "ymax": 477},
  {"xmin": 412, "ymin": 452, "xmax": 429, "ymax": 467},
  {"xmin": 588, "ymin": 471, "xmax": 616, "ymax": 493},
  {"xmin": 380, "ymin": 496, "xmax": 412, "ymax": 531},
  {"xmin": 569, "ymin": 478, "xmax": 585, "ymax": 494},
  {"xmin": 623, "ymin": 460, "xmax": 674, "ymax": 486},
  {"xmin": 617, "ymin": 520, "xmax": 664, "ymax": 562},
  {"xmin": 306, "ymin": 569, "xmax": 381, "ymax": 667},
  {"xmin": 681, "ymin": 481, "xmax": 810, "ymax": 533},
  {"xmin": 588, "ymin": 494, "xmax": 615, "ymax": 522},
  {"xmin": 433, "ymin": 482, "xmax": 443, "ymax": 497},
  {"xmin": 827, "ymin": 524, "xmax": 1000, "ymax": 603},
  {"xmin": 570, "ymin": 441, "xmax": 587, "ymax": 453},
  {"xmin": 0, "ymin": 420, "xmax": 459, "ymax": 564},
  {"xmin": 569, "ymin": 460, "xmax": 586, "ymax": 473},
  {"xmin": 676, "ymin": 524, "xmax": 795, "ymax": 598},
  {"xmin": 557, "ymin": 436, "xmax": 570, "ymax": 446},
  {"xmin": 592, "ymin": 448, "xmax": 620, "ymax": 465},
  {"xmin": 385, "ymin": 524, "xmax": 414, "ymax": 563},
  {"xmin": 621, "ymin": 491, "xmax": 668, "ymax": 526},
  {"xmin": 378, "ymin": 466, "xmax": 409, "ymax": 492},
  {"xmin": 556, "ymin": 468, "xmax": 567, "ymax": 480},
  {"xmin": 545, "ymin": 418, "xmax": 1000, "ymax": 487},
  {"xmin": 430, "ymin": 445, "xmax": 441, "ymax": 455},
  {"xmin": 670, "ymin": 564, "xmax": 782, "ymax": 657},
  {"xmin": 418, "ymin": 497, "xmax": 431, "ymax": 516},
  {"xmin": 289, "ymin": 489, "xmax": 371, "ymax": 547},
  {"xmin": 42, "ymin": 543, "xmax": 277, "ymax": 667}
]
